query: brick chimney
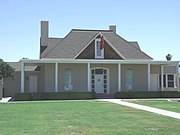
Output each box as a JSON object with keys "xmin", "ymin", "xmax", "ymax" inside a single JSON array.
[
  {"xmin": 109, "ymin": 25, "xmax": 116, "ymax": 33},
  {"xmin": 40, "ymin": 21, "xmax": 49, "ymax": 55}
]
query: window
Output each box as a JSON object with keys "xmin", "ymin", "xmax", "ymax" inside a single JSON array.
[
  {"xmin": 126, "ymin": 69, "xmax": 133, "ymax": 90},
  {"xmin": 159, "ymin": 74, "xmax": 175, "ymax": 88},
  {"xmin": 159, "ymin": 75, "xmax": 166, "ymax": 87},
  {"xmin": 95, "ymin": 39, "xmax": 104, "ymax": 59},
  {"xmin": 168, "ymin": 75, "xmax": 174, "ymax": 87},
  {"xmin": 64, "ymin": 68, "xmax": 73, "ymax": 90}
]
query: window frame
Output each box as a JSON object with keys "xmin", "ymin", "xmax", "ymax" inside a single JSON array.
[
  {"xmin": 64, "ymin": 68, "xmax": 73, "ymax": 90},
  {"xmin": 95, "ymin": 38, "xmax": 104, "ymax": 59},
  {"xmin": 159, "ymin": 74, "xmax": 175, "ymax": 88},
  {"xmin": 125, "ymin": 69, "xmax": 133, "ymax": 90}
]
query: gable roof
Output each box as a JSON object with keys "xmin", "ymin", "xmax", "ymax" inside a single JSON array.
[
  {"xmin": 42, "ymin": 30, "xmax": 99, "ymax": 58},
  {"xmin": 129, "ymin": 41, "xmax": 141, "ymax": 50},
  {"xmin": 41, "ymin": 29, "xmax": 152, "ymax": 60},
  {"xmin": 7, "ymin": 62, "xmax": 37, "ymax": 71},
  {"xmin": 102, "ymin": 32, "xmax": 152, "ymax": 59},
  {"xmin": 41, "ymin": 38, "xmax": 63, "ymax": 58}
]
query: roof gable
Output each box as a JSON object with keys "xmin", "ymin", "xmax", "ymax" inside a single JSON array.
[
  {"xmin": 43, "ymin": 30, "xmax": 99, "ymax": 59},
  {"xmin": 42, "ymin": 29, "xmax": 152, "ymax": 60},
  {"xmin": 76, "ymin": 34, "xmax": 123, "ymax": 59}
]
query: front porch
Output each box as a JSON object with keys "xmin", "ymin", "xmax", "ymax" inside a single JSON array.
[{"xmin": 20, "ymin": 59, "xmax": 180, "ymax": 94}]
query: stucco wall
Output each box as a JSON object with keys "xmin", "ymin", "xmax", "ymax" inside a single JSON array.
[
  {"xmin": 4, "ymin": 72, "xmax": 21, "ymax": 97},
  {"xmin": 151, "ymin": 65, "xmax": 176, "ymax": 74},
  {"xmin": 164, "ymin": 66, "xmax": 176, "ymax": 74},
  {"xmin": 58, "ymin": 63, "xmax": 87, "ymax": 92},
  {"xmin": 121, "ymin": 64, "xmax": 148, "ymax": 91},
  {"xmin": 44, "ymin": 64, "xmax": 55, "ymax": 92}
]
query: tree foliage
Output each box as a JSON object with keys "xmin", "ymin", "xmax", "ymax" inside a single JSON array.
[
  {"xmin": 0, "ymin": 59, "xmax": 15, "ymax": 78},
  {"xmin": 166, "ymin": 54, "xmax": 172, "ymax": 61}
]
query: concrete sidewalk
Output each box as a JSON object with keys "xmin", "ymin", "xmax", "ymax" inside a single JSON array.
[
  {"xmin": 0, "ymin": 97, "xmax": 12, "ymax": 103},
  {"xmin": 100, "ymin": 99, "xmax": 180, "ymax": 120}
]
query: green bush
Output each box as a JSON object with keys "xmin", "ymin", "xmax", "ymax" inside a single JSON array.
[
  {"xmin": 14, "ymin": 92, "xmax": 96, "ymax": 101},
  {"xmin": 115, "ymin": 91, "xmax": 180, "ymax": 99}
]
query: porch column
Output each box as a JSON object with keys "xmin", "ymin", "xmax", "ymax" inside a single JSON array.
[
  {"xmin": 21, "ymin": 62, "xmax": 24, "ymax": 93},
  {"xmin": 55, "ymin": 63, "xmax": 58, "ymax": 92},
  {"xmin": 147, "ymin": 63, "xmax": 151, "ymax": 91},
  {"xmin": 161, "ymin": 65, "xmax": 164, "ymax": 91},
  {"xmin": 118, "ymin": 63, "xmax": 121, "ymax": 92},
  {"xmin": 87, "ymin": 63, "xmax": 91, "ymax": 92},
  {"xmin": 176, "ymin": 64, "xmax": 179, "ymax": 90}
]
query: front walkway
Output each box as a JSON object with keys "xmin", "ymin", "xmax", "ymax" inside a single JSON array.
[
  {"xmin": 100, "ymin": 99, "xmax": 180, "ymax": 120},
  {"xmin": 0, "ymin": 97, "xmax": 12, "ymax": 103}
]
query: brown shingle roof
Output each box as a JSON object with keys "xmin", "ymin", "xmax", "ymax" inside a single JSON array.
[
  {"xmin": 102, "ymin": 32, "xmax": 152, "ymax": 59},
  {"xmin": 41, "ymin": 38, "xmax": 63, "ymax": 58},
  {"xmin": 42, "ymin": 29, "xmax": 152, "ymax": 60},
  {"xmin": 42, "ymin": 30, "xmax": 99, "ymax": 58},
  {"xmin": 129, "ymin": 41, "xmax": 141, "ymax": 50}
]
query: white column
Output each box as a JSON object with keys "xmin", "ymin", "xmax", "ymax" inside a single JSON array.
[
  {"xmin": 87, "ymin": 63, "xmax": 91, "ymax": 92},
  {"xmin": 55, "ymin": 63, "xmax": 58, "ymax": 92},
  {"xmin": 21, "ymin": 62, "xmax": 24, "ymax": 93},
  {"xmin": 118, "ymin": 63, "xmax": 121, "ymax": 92},
  {"xmin": 176, "ymin": 64, "xmax": 179, "ymax": 90},
  {"xmin": 161, "ymin": 65, "xmax": 164, "ymax": 91},
  {"xmin": 147, "ymin": 63, "xmax": 151, "ymax": 91}
]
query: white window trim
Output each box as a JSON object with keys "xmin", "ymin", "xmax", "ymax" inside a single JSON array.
[
  {"xmin": 95, "ymin": 39, "xmax": 104, "ymax": 59},
  {"xmin": 64, "ymin": 68, "xmax": 73, "ymax": 90},
  {"xmin": 125, "ymin": 69, "xmax": 133, "ymax": 90},
  {"xmin": 91, "ymin": 67, "xmax": 109, "ymax": 94},
  {"xmin": 159, "ymin": 74, "xmax": 176, "ymax": 88}
]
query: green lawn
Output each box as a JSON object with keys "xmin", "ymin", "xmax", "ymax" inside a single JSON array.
[
  {"xmin": 0, "ymin": 100, "xmax": 180, "ymax": 135},
  {"xmin": 129, "ymin": 100, "xmax": 180, "ymax": 113}
]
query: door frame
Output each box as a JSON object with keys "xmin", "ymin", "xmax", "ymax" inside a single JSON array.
[
  {"xmin": 28, "ymin": 76, "xmax": 37, "ymax": 93},
  {"xmin": 91, "ymin": 67, "xmax": 109, "ymax": 93},
  {"xmin": 150, "ymin": 74, "xmax": 159, "ymax": 91}
]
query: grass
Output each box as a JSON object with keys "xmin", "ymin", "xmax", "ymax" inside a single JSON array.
[
  {"xmin": 0, "ymin": 100, "xmax": 180, "ymax": 135},
  {"xmin": 129, "ymin": 100, "xmax": 180, "ymax": 113}
]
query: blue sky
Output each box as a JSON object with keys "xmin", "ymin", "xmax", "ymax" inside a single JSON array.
[{"xmin": 0, "ymin": 0, "xmax": 180, "ymax": 61}]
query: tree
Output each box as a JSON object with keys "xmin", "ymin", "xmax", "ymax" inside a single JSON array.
[
  {"xmin": 0, "ymin": 59, "xmax": 15, "ymax": 99},
  {"xmin": 0, "ymin": 59, "xmax": 15, "ymax": 78},
  {"xmin": 166, "ymin": 54, "xmax": 172, "ymax": 61}
]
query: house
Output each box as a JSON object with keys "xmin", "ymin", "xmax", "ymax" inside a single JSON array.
[{"xmin": 3, "ymin": 21, "xmax": 180, "ymax": 99}]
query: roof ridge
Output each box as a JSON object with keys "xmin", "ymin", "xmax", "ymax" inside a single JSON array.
[{"xmin": 72, "ymin": 29, "xmax": 113, "ymax": 32}]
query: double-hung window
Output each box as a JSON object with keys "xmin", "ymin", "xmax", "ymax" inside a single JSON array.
[
  {"xmin": 125, "ymin": 69, "xmax": 133, "ymax": 90},
  {"xmin": 167, "ymin": 75, "xmax": 174, "ymax": 87},
  {"xmin": 95, "ymin": 39, "xmax": 104, "ymax": 59},
  {"xmin": 159, "ymin": 74, "xmax": 175, "ymax": 88},
  {"xmin": 64, "ymin": 68, "xmax": 73, "ymax": 90}
]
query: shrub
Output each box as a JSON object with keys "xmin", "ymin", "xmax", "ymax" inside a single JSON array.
[
  {"xmin": 115, "ymin": 91, "xmax": 180, "ymax": 99},
  {"xmin": 14, "ymin": 92, "xmax": 96, "ymax": 101}
]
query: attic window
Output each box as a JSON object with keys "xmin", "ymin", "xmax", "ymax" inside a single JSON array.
[{"xmin": 95, "ymin": 38, "xmax": 104, "ymax": 59}]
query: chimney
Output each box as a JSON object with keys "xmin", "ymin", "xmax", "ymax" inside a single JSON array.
[
  {"xmin": 40, "ymin": 21, "xmax": 49, "ymax": 55},
  {"xmin": 109, "ymin": 25, "xmax": 116, "ymax": 33}
]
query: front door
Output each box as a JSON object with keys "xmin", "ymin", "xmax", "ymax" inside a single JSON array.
[
  {"xmin": 150, "ymin": 74, "xmax": 158, "ymax": 91},
  {"xmin": 95, "ymin": 75, "xmax": 104, "ymax": 93},
  {"xmin": 29, "ymin": 76, "xmax": 37, "ymax": 93}
]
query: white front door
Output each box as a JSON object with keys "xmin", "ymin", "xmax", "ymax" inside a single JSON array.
[
  {"xmin": 150, "ymin": 74, "xmax": 158, "ymax": 91},
  {"xmin": 95, "ymin": 75, "xmax": 104, "ymax": 93},
  {"xmin": 29, "ymin": 76, "xmax": 37, "ymax": 93}
]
